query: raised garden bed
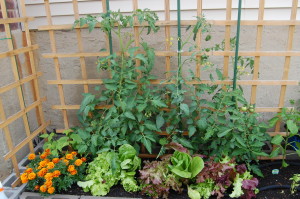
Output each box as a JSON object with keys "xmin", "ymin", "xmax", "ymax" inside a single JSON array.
[{"xmin": 7, "ymin": 156, "xmax": 299, "ymax": 199}]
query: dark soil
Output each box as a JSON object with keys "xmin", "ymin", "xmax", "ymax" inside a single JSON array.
[
  {"xmin": 256, "ymin": 160, "xmax": 300, "ymax": 199},
  {"xmin": 30, "ymin": 160, "xmax": 300, "ymax": 198}
]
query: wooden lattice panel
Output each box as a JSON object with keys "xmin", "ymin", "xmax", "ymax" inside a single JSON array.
[
  {"xmin": 0, "ymin": 0, "xmax": 49, "ymax": 187},
  {"xmin": 38, "ymin": 0, "xmax": 299, "ymax": 159}
]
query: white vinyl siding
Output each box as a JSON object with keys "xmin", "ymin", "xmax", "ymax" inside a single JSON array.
[{"xmin": 23, "ymin": 0, "xmax": 300, "ymax": 29}]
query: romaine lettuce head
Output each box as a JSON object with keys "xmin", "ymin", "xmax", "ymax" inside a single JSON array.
[
  {"xmin": 169, "ymin": 151, "xmax": 204, "ymax": 179},
  {"xmin": 119, "ymin": 144, "xmax": 141, "ymax": 172}
]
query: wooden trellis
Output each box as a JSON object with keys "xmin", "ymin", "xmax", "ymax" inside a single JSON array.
[
  {"xmin": 0, "ymin": 0, "xmax": 49, "ymax": 187},
  {"xmin": 36, "ymin": 0, "xmax": 299, "ymax": 158}
]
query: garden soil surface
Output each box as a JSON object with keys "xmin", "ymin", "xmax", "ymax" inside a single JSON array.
[{"xmin": 58, "ymin": 160, "xmax": 300, "ymax": 198}]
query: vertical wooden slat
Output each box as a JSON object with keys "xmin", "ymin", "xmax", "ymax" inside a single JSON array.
[
  {"xmin": 0, "ymin": 98, "xmax": 20, "ymax": 176},
  {"xmin": 44, "ymin": 0, "xmax": 69, "ymax": 129},
  {"xmin": 250, "ymin": 0, "xmax": 265, "ymax": 104},
  {"xmin": 21, "ymin": 31, "xmax": 42, "ymax": 126},
  {"xmin": 101, "ymin": 0, "xmax": 111, "ymax": 53},
  {"xmin": 275, "ymin": 0, "xmax": 298, "ymax": 132},
  {"xmin": 164, "ymin": 0, "xmax": 171, "ymax": 79},
  {"xmin": 223, "ymin": 0, "xmax": 232, "ymax": 78},
  {"xmin": 133, "ymin": 0, "xmax": 142, "ymax": 76},
  {"xmin": 72, "ymin": 0, "xmax": 89, "ymax": 93},
  {"xmin": 0, "ymin": 0, "xmax": 34, "ymax": 154},
  {"xmin": 132, "ymin": 0, "xmax": 145, "ymax": 153},
  {"xmin": 195, "ymin": 0, "xmax": 202, "ymax": 78},
  {"xmin": 19, "ymin": 0, "xmax": 46, "ymax": 134}
]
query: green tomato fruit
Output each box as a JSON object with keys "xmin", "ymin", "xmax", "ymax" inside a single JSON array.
[
  {"xmin": 249, "ymin": 108, "xmax": 255, "ymax": 113},
  {"xmin": 241, "ymin": 106, "xmax": 248, "ymax": 111}
]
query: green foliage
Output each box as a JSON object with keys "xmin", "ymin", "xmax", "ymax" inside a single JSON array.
[
  {"xmin": 269, "ymin": 102, "xmax": 300, "ymax": 167},
  {"xmin": 290, "ymin": 174, "xmax": 300, "ymax": 194},
  {"xmin": 41, "ymin": 130, "xmax": 78, "ymax": 156},
  {"xmin": 78, "ymin": 144, "xmax": 141, "ymax": 196},
  {"xmin": 55, "ymin": 9, "xmax": 272, "ymax": 167},
  {"xmin": 71, "ymin": 9, "xmax": 163, "ymax": 155}
]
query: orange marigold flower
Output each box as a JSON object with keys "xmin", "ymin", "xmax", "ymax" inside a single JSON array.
[
  {"xmin": 44, "ymin": 180, "xmax": 53, "ymax": 188},
  {"xmin": 39, "ymin": 161, "xmax": 47, "ymax": 168},
  {"xmin": 74, "ymin": 159, "xmax": 83, "ymax": 166},
  {"xmin": 45, "ymin": 149, "xmax": 51, "ymax": 154},
  {"xmin": 71, "ymin": 151, "xmax": 77, "ymax": 156},
  {"xmin": 63, "ymin": 159, "xmax": 69, "ymax": 165},
  {"xmin": 81, "ymin": 157, "xmax": 87, "ymax": 162},
  {"xmin": 47, "ymin": 162, "xmax": 55, "ymax": 169},
  {"xmin": 25, "ymin": 168, "xmax": 33, "ymax": 173},
  {"xmin": 68, "ymin": 165, "xmax": 75, "ymax": 172},
  {"xmin": 47, "ymin": 187, "xmax": 55, "ymax": 194},
  {"xmin": 40, "ymin": 153, "xmax": 47, "ymax": 159},
  {"xmin": 70, "ymin": 169, "xmax": 77, "ymax": 175},
  {"xmin": 28, "ymin": 154, "xmax": 36, "ymax": 160},
  {"xmin": 21, "ymin": 178, "xmax": 28, "ymax": 183},
  {"xmin": 40, "ymin": 185, "xmax": 47, "ymax": 193},
  {"xmin": 65, "ymin": 154, "xmax": 73, "ymax": 160},
  {"xmin": 52, "ymin": 158, "xmax": 60, "ymax": 163},
  {"xmin": 44, "ymin": 159, "xmax": 50, "ymax": 163},
  {"xmin": 28, "ymin": 172, "xmax": 36, "ymax": 180},
  {"xmin": 44, "ymin": 173, "xmax": 53, "ymax": 180},
  {"xmin": 37, "ymin": 168, "xmax": 48, "ymax": 177},
  {"xmin": 34, "ymin": 185, "xmax": 40, "ymax": 190},
  {"xmin": 52, "ymin": 170, "xmax": 61, "ymax": 177},
  {"xmin": 21, "ymin": 173, "xmax": 28, "ymax": 183}
]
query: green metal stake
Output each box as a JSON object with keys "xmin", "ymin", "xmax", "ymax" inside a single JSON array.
[
  {"xmin": 233, "ymin": 0, "xmax": 242, "ymax": 91},
  {"xmin": 177, "ymin": 0, "xmax": 182, "ymax": 87},
  {"xmin": 0, "ymin": 38, "xmax": 12, "ymax": 41},
  {"xmin": 106, "ymin": 0, "xmax": 113, "ymax": 55},
  {"xmin": 177, "ymin": 0, "xmax": 183, "ymax": 130}
]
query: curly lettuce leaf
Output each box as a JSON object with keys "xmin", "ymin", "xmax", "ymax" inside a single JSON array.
[
  {"xmin": 80, "ymin": 152, "xmax": 120, "ymax": 196},
  {"xmin": 188, "ymin": 179, "xmax": 214, "ymax": 199},
  {"xmin": 77, "ymin": 180, "xmax": 94, "ymax": 192},
  {"xmin": 121, "ymin": 177, "xmax": 140, "ymax": 192},
  {"xmin": 229, "ymin": 174, "xmax": 244, "ymax": 198}
]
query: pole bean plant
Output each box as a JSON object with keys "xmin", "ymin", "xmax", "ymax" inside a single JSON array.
[{"xmin": 43, "ymin": 9, "xmax": 273, "ymax": 176}]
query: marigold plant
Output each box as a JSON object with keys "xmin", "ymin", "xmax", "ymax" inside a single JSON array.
[{"xmin": 21, "ymin": 149, "xmax": 86, "ymax": 196}]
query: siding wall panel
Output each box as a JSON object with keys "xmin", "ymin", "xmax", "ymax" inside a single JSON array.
[{"xmin": 23, "ymin": 0, "xmax": 300, "ymax": 29}]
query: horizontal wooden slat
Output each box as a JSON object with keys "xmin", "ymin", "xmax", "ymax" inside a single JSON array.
[
  {"xmin": 0, "ymin": 97, "xmax": 47, "ymax": 129},
  {"xmin": 267, "ymin": 132, "xmax": 287, "ymax": 136},
  {"xmin": 0, "ymin": 17, "xmax": 34, "ymax": 24},
  {"xmin": 0, "ymin": 45, "xmax": 39, "ymax": 59},
  {"xmin": 0, "ymin": 72, "xmax": 43, "ymax": 94},
  {"xmin": 52, "ymin": 104, "xmax": 290, "ymax": 113},
  {"xmin": 52, "ymin": 104, "xmax": 112, "ymax": 110},
  {"xmin": 38, "ymin": 19, "xmax": 300, "ymax": 31},
  {"xmin": 139, "ymin": 154, "xmax": 285, "ymax": 160},
  {"xmin": 48, "ymin": 79, "xmax": 298, "ymax": 86},
  {"xmin": 43, "ymin": 50, "xmax": 300, "ymax": 59},
  {"xmin": 4, "ymin": 121, "xmax": 50, "ymax": 160},
  {"xmin": 258, "ymin": 155, "xmax": 284, "ymax": 160},
  {"xmin": 54, "ymin": 130, "xmax": 288, "ymax": 137}
]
